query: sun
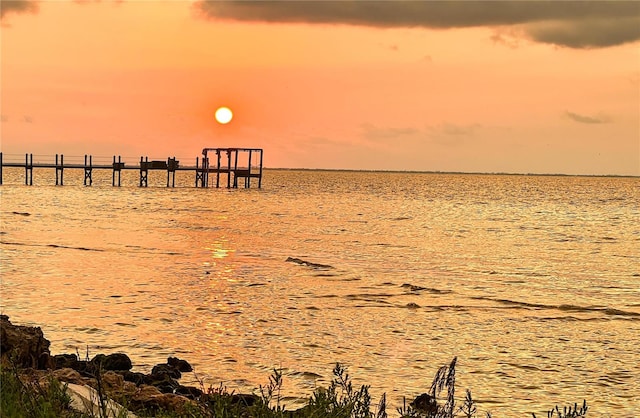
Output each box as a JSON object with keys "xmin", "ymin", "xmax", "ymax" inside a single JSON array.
[{"xmin": 215, "ymin": 106, "xmax": 233, "ymax": 124}]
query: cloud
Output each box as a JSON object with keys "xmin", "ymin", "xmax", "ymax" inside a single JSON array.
[
  {"xmin": 1, "ymin": 0, "xmax": 124, "ymax": 21},
  {"xmin": 426, "ymin": 123, "xmax": 482, "ymax": 146},
  {"xmin": 528, "ymin": 16, "xmax": 640, "ymax": 48},
  {"xmin": 565, "ymin": 111, "xmax": 611, "ymax": 124},
  {"xmin": 0, "ymin": 0, "xmax": 38, "ymax": 19},
  {"xmin": 360, "ymin": 123, "xmax": 483, "ymax": 149},
  {"xmin": 437, "ymin": 123, "xmax": 481, "ymax": 136},
  {"xmin": 490, "ymin": 28, "xmax": 524, "ymax": 49},
  {"xmin": 194, "ymin": 1, "xmax": 640, "ymax": 49},
  {"xmin": 361, "ymin": 124, "xmax": 420, "ymax": 142}
]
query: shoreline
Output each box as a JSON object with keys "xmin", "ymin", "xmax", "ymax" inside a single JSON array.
[
  {"xmin": 1, "ymin": 314, "xmax": 432, "ymax": 417},
  {"xmin": 1, "ymin": 315, "xmax": 591, "ymax": 418}
]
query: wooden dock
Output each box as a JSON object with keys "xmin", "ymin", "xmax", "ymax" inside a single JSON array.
[{"xmin": 0, "ymin": 148, "xmax": 263, "ymax": 188}]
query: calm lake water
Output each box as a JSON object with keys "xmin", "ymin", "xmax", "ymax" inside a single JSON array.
[{"xmin": 1, "ymin": 168, "xmax": 639, "ymax": 417}]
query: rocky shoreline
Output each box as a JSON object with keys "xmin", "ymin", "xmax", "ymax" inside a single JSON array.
[
  {"xmin": 3, "ymin": 314, "xmax": 448, "ymax": 418},
  {"xmin": 0, "ymin": 315, "xmax": 267, "ymax": 415},
  {"xmin": 0, "ymin": 315, "xmax": 591, "ymax": 418}
]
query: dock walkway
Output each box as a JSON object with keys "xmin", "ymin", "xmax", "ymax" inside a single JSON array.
[{"xmin": 0, "ymin": 148, "xmax": 263, "ymax": 188}]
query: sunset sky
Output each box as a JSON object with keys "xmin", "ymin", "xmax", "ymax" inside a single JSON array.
[{"xmin": 1, "ymin": 1, "xmax": 639, "ymax": 175}]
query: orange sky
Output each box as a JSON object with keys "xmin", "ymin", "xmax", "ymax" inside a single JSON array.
[{"xmin": 1, "ymin": 1, "xmax": 638, "ymax": 175}]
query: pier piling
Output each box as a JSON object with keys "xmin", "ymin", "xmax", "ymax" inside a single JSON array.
[
  {"xmin": 25, "ymin": 154, "xmax": 33, "ymax": 186},
  {"xmin": 167, "ymin": 157, "xmax": 178, "ymax": 187},
  {"xmin": 139, "ymin": 156, "xmax": 148, "ymax": 187},
  {"xmin": 194, "ymin": 156, "xmax": 202, "ymax": 187},
  {"xmin": 112, "ymin": 156, "xmax": 123, "ymax": 187},
  {"xmin": 55, "ymin": 154, "xmax": 64, "ymax": 186},
  {"xmin": 84, "ymin": 155, "xmax": 93, "ymax": 186}
]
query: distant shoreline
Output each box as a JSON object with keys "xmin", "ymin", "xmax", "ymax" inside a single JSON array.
[{"xmin": 264, "ymin": 167, "xmax": 640, "ymax": 178}]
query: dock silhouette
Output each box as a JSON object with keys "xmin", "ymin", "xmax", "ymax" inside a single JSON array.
[{"xmin": 0, "ymin": 148, "xmax": 263, "ymax": 188}]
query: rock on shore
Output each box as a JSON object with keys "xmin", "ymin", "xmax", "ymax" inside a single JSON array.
[
  {"xmin": 0, "ymin": 315, "xmax": 210, "ymax": 415},
  {"xmin": 0, "ymin": 314, "xmax": 51, "ymax": 369}
]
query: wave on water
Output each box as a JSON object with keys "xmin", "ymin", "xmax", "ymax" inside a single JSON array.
[
  {"xmin": 0, "ymin": 241, "xmax": 105, "ymax": 252},
  {"xmin": 472, "ymin": 296, "xmax": 640, "ymax": 319},
  {"xmin": 285, "ymin": 257, "xmax": 334, "ymax": 270},
  {"xmin": 47, "ymin": 244, "xmax": 105, "ymax": 252},
  {"xmin": 0, "ymin": 241, "xmax": 184, "ymax": 256},
  {"xmin": 400, "ymin": 283, "xmax": 452, "ymax": 294}
]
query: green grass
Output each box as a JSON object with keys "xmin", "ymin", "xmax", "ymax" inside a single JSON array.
[{"xmin": 0, "ymin": 366, "xmax": 83, "ymax": 418}]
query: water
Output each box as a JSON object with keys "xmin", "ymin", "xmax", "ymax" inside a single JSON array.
[{"xmin": 1, "ymin": 168, "xmax": 639, "ymax": 417}]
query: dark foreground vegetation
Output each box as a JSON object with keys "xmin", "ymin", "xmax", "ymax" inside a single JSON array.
[{"xmin": 1, "ymin": 316, "xmax": 588, "ymax": 418}]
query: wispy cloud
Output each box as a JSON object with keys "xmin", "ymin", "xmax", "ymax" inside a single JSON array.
[
  {"xmin": 360, "ymin": 122, "xmax": 483, "ymax": 148},
  {"xmin": 426, "ymin": 123, "xmax": 482, "ymax": 147},
  {"xmin": 436, "ymin": 123, "xmax": 481, "ymax": 136},
  {"xmin": 361, "ymin": 124, "xmax": 420, "ymax": 142},
  {"xmin": 490, "ymin": 28, "xmax": 525, "ymax": 49},
  {"xmin": 194, "ymin": 1, "xmax": 640, "ymax": 49},
  {"xmin": 565, "ymin": 111, "xmax": 611, "ymax": 124},
  {"xmin": 0, "ymin": 0, "xmax": 38, "ymax": 19}
]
